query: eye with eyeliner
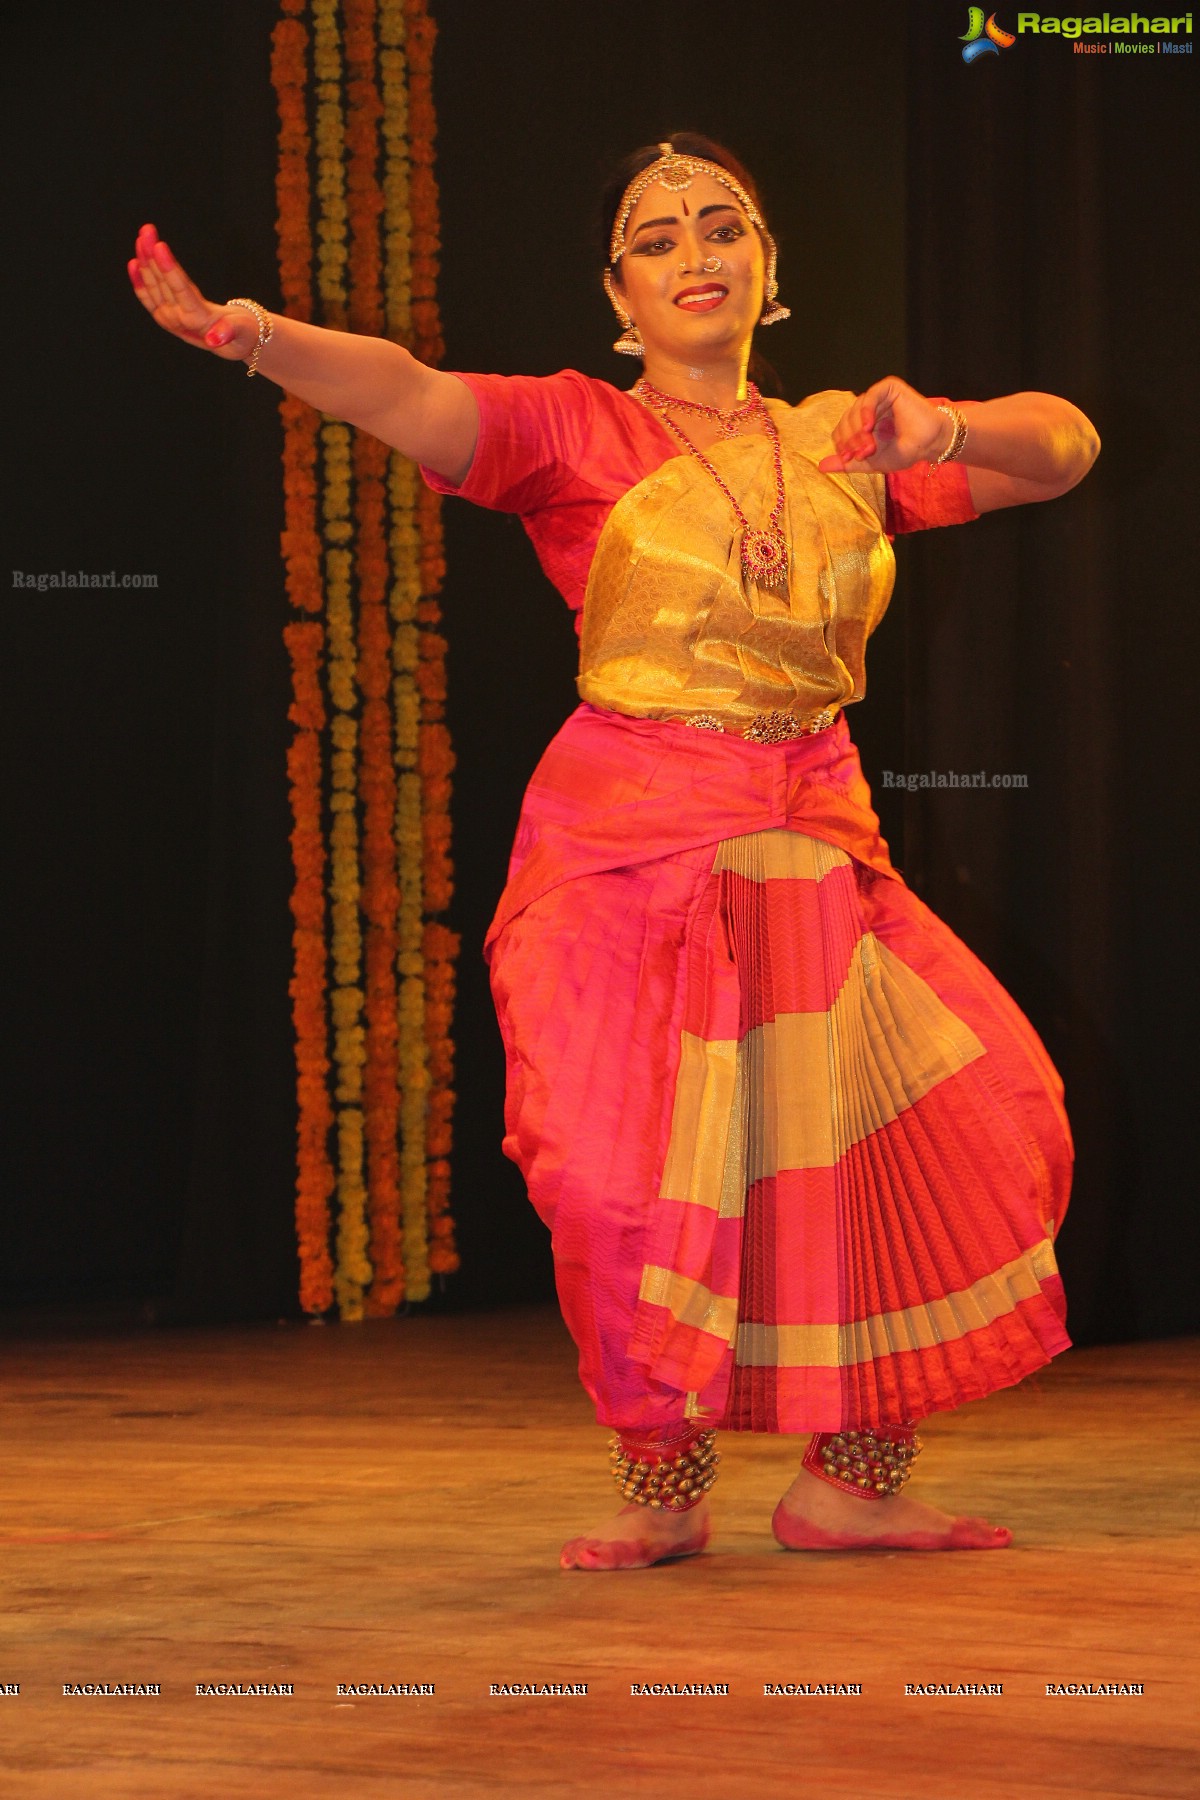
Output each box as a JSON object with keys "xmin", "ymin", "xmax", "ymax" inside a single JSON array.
[{"xmin": 631, "ymin": 224, "xmax": 746, "ymax": 259}]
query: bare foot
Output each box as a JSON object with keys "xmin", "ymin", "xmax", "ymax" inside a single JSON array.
[
  {"xmin": 560, "ymin": 1497, "xmax": 712, "ymax": 1571},
  {"xmin": 772, "ymin": 1463, "xmax": 1012, "ymax": 1552}
]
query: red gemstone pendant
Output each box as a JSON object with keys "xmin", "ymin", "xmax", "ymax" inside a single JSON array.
[{"xmin": 741, "ymin": 527, "xmax": 788, "ymax": 586}]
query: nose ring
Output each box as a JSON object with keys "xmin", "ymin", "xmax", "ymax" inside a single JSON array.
[{"xmin": 678, "ymin": 256, "xmax": 724, "ymax": 276}]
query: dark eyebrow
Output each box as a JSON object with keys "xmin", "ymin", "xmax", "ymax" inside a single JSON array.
[{"xmin": 630, "ymin": 202, "xmax": 743, "ymax": 240}]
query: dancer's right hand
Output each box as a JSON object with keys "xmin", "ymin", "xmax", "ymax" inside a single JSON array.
[{"xmin": 127, "ymin": 223, "xmax": 261, "ymax": 364}]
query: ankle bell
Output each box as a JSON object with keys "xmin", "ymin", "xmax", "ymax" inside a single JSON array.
[
  {"xmin": 608, "ymin": 1425, "xmax": 719, "ymax": 1512},
  {"xmin": 802, "ymin": 1423, "xmax": 922, "ymax": 1499}
]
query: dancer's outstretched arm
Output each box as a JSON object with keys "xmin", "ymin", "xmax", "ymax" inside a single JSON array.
[{"xmin": 128, "ymin": 223, "xmax": 478, "ymax": 483}]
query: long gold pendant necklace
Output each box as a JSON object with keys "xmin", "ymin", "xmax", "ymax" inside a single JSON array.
[{"xmin": 633, "ymin": 376, "xmax": 789, "ymax": 587}]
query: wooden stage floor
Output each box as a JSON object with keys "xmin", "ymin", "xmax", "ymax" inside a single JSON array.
[{"xmin": 1, "ymin": 1304, "xmax": 1195, "ymax": 1799}]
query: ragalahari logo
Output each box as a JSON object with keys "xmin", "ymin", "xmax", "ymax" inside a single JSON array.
[{"xmin": 961, "ymin": 7, "xmax": 1017, "ymax": 60}]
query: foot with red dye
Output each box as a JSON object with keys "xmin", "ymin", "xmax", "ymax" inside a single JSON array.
[
  {"xmin": 772, "ymin": 1461, "xmax": 1012, "ymax": 1552},
  {"xmin": 560, "ymin": 1497, "xmax": 712, "ymax": 1571}
]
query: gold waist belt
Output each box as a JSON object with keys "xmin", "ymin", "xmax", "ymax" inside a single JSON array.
[{"xmin": 667, "ymin": 706, "xmax": 839, "ymax": 745}]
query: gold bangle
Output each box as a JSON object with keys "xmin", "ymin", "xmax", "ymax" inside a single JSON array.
[
  {"xmin": 931, "ymin": 402, "xmax": 968, "ymax": 466},
  {"xmin": 225, "ymin": 297, "xmax": 274, "ymax": 377}
]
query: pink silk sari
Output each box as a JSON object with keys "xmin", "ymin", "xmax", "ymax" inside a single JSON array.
[
  {"xmin": 486, "ymin": 705, "xmax": 1072, "ymax": 1434},
  {"xmin": 423, "ymin": 368, "xmax": 1072, "ymax": 1436}
]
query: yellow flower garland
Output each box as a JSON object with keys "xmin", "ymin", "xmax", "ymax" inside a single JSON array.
[{"xmin": 271, "ymin": 0, "xmax": 459, "ymax": 1319}]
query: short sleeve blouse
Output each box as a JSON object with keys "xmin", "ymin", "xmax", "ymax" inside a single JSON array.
[{"xmin": 420, "ymin": 369, "xmax": 978, "ymax": 632}]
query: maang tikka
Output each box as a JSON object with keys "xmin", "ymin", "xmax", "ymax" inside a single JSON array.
[{"xmin": 603, "ymin": 141, "xmax": 791, "ymax": 355}]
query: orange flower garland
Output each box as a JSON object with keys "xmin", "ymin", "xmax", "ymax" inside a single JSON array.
[
  {"xmin": 270, "ymin": 0, "xmax": 459, "ymax": 1318},
  {"xmin": 400, "ymin": 0, "xmax": 458, "ymax": 1280},
  {"xmin": 345, "ymin": 0, "xmax": 404, "ymax": 1314},
  {"xmin": 274, "ymin": 2, "xmax": 334, "ymax": 1314}
]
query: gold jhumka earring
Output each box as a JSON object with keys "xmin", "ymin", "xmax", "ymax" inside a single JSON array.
[
  {"xmin": 759, "ymin": 233, "xmax": 790, "ymax": 326},
  {"xmin": 602, "ymin": 268, "xmax": 644, "ymax": 357}
]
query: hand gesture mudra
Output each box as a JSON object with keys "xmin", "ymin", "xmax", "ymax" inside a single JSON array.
[
  {"xmin": 818, "ymin": 376, "xmax": 954, "ymax": 475},
  {"xmin": 127, "ymin": 223, "xmax": 259, "ymax": 364}
]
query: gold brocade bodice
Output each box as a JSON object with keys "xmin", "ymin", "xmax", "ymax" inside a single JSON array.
[{"xmin": 576, "ymin": 390, "xmax": 895, "ymax": 728}]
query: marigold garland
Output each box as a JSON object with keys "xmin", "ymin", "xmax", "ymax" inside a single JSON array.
[
  {"xmin": 274, "ymin": 2, "xmax": 333, "ymax": 1314},
  {"xmin": 271, "ymin": 0, "xmax": 459, "ymax": 1319}
]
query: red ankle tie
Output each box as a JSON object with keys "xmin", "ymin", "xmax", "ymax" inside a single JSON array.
[
  {"xmin": 802, "ymin": 1423, "xmax": 922, "ymax": 1498},
  {"xmin": 609, "ymin": 1424, "xmax": 719, "ymax": 1512}
]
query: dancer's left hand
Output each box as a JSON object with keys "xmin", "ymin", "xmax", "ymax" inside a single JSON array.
[{"xmin": 819, "ymin": 377, "xmax": 954, "ymax": 474}]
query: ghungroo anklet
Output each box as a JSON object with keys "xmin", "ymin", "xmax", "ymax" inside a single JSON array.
[
  {"xmin": 802, "ymin": 1424, "xmax": 922, "ymax": 1498},
  {"xmin": 608, "ymin": 1426, "xmax": 719, "ymax": 1512}
]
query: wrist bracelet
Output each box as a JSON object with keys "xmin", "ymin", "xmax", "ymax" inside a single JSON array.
[
  {"xmin": 931, "ymin": 402, "xmax": 968, "ymax": 466},
  {"xmin": 225, "ymin": 298, "xmax": 274, "ymax": 377}
]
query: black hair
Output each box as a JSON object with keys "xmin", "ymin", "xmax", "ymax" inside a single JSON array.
[{"xmin": 599, "ymin": 131, "xmax": 784, "ymax": 398}]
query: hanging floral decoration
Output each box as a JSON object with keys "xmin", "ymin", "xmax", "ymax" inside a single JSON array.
[{"xmin": 271, "ymin": 0, "xmax": 459, "ymax": 1319}]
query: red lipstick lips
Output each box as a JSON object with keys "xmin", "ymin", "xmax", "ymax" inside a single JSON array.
[{"xmin": 674, "ymin": 284, "xmax": 729, "ymax": 312}]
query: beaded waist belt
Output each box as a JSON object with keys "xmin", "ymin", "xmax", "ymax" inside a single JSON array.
[{"xmin": 669, "ymin": 706, "xmax": 840, "ymax": 745}]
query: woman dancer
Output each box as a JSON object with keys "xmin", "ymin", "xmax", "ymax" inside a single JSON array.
[{"xmin": 129, "ymin": 133, "xmax": 1098, "ymax": 1572}]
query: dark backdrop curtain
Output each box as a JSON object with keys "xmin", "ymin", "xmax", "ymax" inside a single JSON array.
[
  {"xmin": 3, "ymin": 4, "xmax": 298, "ymax": 1325},
  {"xmin": 903, "ymin": 9, "xmax": 1198, "ymax": 1341},
  {"xmin": 3, "ymin": 2, "xmax": 1195, "ymax": 1342}
]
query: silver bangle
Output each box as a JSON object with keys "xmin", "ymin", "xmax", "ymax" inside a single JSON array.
[
  {"xmin": 931, "ymin": 402, "xmax": 968, "ymax": 466},
  {"xmin": 225, "ymin": 298, "xmax": 274, "ymax": 377}
]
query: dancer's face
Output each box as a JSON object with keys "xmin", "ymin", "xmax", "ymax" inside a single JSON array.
[{"xmin": 613, "ymin": 171, "xmax": 766, "ymax": 364}]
